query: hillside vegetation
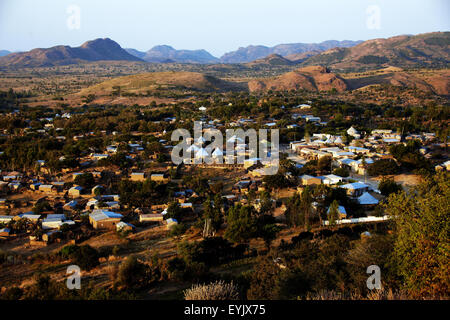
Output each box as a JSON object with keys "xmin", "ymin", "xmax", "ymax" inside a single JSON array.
[
  {"xmin": 302, "ymin": 32, "xmax": 450, "ymax": 71},
  {"xmin": 78, "ymin": 71, "xmax": 247, "ymax": 96}
]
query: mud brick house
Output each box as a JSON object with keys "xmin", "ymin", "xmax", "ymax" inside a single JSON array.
[{"xmin": 89, "ymin": 209, "xmax": 123, "ymax": 230}]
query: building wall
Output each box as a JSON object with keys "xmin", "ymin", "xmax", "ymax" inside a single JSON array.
[
  {"xmin": 92, "ymin": 218, "xmax": 120, "ymax": 230},
  {"xmin": 131, "ymin": 175, "xmax": 146, "ymax": 182},
  {"xmin": 303, "ymin": 178, "xmax": 322, "ymax": 185}
]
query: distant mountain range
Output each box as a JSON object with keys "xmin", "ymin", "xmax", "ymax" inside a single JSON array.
[
  {"xmin": 220, "ymin": 40, "xmax": 363, "ymax": 63},
  {"xmin": 123, "ymin": 40, "xmax": 362, "ymax": 64},
  {"xmin": 0, "ymin": 38, "xmax": 142, "ymax": 67},
  {"xmin": 0, "ymin": 32, "xmax": 448, "ymax": 69},
  {"xmin": 126, "ymin": 45, "xmax": 219, "ymax": 64},
  {"xmin": 0, "ymin": 50, "xmax": 11, "ymax": 57},
  {"xmin": 244, "ymin": 54, "xmax": 297, "ymax": 67},
  {"xmin": 301, "ymin": 32, "xmax": 450, "ymax": 71}
]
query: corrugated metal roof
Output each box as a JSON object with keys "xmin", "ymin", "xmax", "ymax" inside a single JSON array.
[{"xmin": 90, "ymin": 210, "xmax": 122, "ymax": 221}]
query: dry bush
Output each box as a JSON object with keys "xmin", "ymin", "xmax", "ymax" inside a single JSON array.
[
  {"xmin": 304, "ymin": 288, "xmax": 415, "ymax": 300},
  {"xmin": 184, "ymin": 280, "xmax": 239, "ymax": 300},
  {"xmin": 304, "ymin": 290, "xmax": 361, "ymax": 300},
  {"xmin": 107, "ymin": 264, "xmax": 119, "ymax": 283}
]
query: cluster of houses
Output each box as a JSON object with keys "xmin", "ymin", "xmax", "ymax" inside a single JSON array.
[
  {"xmin": 289, "ymin": 126, "xmax": 441, "ymax": 175},
  {"xmin": 0, "ymin": 164, "xmax": 183, "ymax": 244},
  {"xmin": 0, "ymin": 105, "xmax": 448, "ymax": 246}
]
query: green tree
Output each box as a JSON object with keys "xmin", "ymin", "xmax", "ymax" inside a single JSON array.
[
  {"xmin": 378, "ymin": 177, "xmax": 403, "ymax": 196},
  {"xmin": 333, "ymin": 167, "xmax": 350, "ymax": 178},
  {"xmin": 263, "ymin": 172, "xmax": 289, "ymax": 191},
  {"xmin": 385, "ymin": 172, "xmax": 449, "ymax": 298},
  {"xmin": 70, "ymin": 245, "xmax": 99, "ymax": 271},
  {"xmin": 300, "ymin": 187, "xmax": 313, "ymax": 230},
  {"xmin": 225, "ymin": 204, "xmax": 257, "ymax": 244},
  {"xmin": 317, "ymin": 155, "xmax": 332, "ymax": 173},
  {"xmin": 247, "ymin": 255, "xmax": 283, "ymax": 300},
  {"xmin": 367, "ymin": 159, "xmax": 399, "ymax": 176},
  {"xmin": 202, "ymin": 195, "xmax": 224, "ymax": 234},
  {"xmin": 328, "ymin": 200, "xmax": 340, "ymax": 225},
  {"xmin": 258, "ymin": 190, "xmax": 273, "ymax": 215},
  {"xmin": 166, "ymin": 201, "xmax": 183, "ymax": 221},
  {"xmin": 256, "ymin": 214, "xmax": 282, "ymax": 249},
  {"xmin": 116, "ymin": 255, "xmax": 158, "ymax": 290},
  {"xmin": 74, "ymin": 172, "xmax": 95, "ymax": 188}
]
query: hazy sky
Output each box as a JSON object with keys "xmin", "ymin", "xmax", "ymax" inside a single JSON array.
[{"xmin": 0, "ymin": 0, "xmax": 448, "ymax": 57}]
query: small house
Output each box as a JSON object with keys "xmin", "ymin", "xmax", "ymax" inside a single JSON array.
[
  {"xmin": 0, "ymin": 227, "xmax": 11, "ymax": 237},
  {"xmin": 357, "ymin": 192, "xmax": 379, "ymax": 207},
  {"xmin": 131, "ymin": 172, "xmax": 146, "ymax": 182},
  {"xmin": 322, "ymin": 174, "xmax": 344, "ymax": 185},
  {"xmin": 300, "ymin": 175, "xmax": 322, "ymax": 186},
  {"xmin": 116, "ymin": 221, "xmax": 135, "ymax": 232},
  {"xmin": 327, "ymin": 205, "xmax": 347, "ymax": 219},
  {"xmin": 68, "ymin": 186, "xmax": 83, "ymax": 197},
  {"xmin": 341, "ymin": 182, "xmax": 370, "ymax": 197},
  {"xmin": 166, "ymin": 218, "xmax": 178, "ymax": 230},
  {"xmin": 0, "ymin": 215, "xmax": 13, "ymax": 224},
  {"xmin": 139, "ymin": 214, "xmax": 164, "ymax": 223},
  {"xmin": 42, "ymin": 230, "xmax": 61, "ymax": 242},
  {"xmin": 89, "ymin": 210, "xmax": 123, "ymax": 230},
  {"xmin": 39, "ymin": 184, "xmax": 55, "ymax": 193},
  {"xmin": 150, "ymin": 173, "xmax": 169, "ymax": 183}
]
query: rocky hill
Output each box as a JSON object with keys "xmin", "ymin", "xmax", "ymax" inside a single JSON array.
[
  {"xmin": 0, "ymin": 38, "xmax": 143, "ymax": 67},
  {"xmin": 220, "ymin": 40, "xmax": 362, "ymax": 63},
  {"xmin": 302, "ymin": 32, "xmax": 450, "ymax": 71},
  {"xmin": 248, "ymin": 66, "xmax": 348, "ymax": 93}
]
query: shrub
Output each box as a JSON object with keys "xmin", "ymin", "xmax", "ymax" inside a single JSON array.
[
  {"xmin": 112, "ymin": 245, "xmax": 120, "ymax": 256},
  {"xmin": 74, "ymin": 172, "xmax": 95, "ymax": 188},
  {"xmin": 333, "ymin": 167, "xmax": 349, "ymax": 177},
  {"xmin": 0, "ymin": 287, "xmax": 23, "ymax": 300},
  {"xmin": 378, "ymin": 177, "xmax": 403, "ymax": 196},
  {"xmin": 169, "ymin": 223, "xmax": 188, "ymax": 237},
  {"xmin": 367, "ymin": 159, "xmax": 399, "ymax": 176},
  {"xmin": 117, "ymin": 255, "xmax": 150, "ymax": 289},
  {"xmin": 70, "ymin": 245, "xmax": 99, "ymax": 271},
  {"xmin": 184, "ymin": 280, "xmax": 239, "ymax": 300},
  {"xmin": 60, "ymin": 244, "xmax": 79, "ymax": 259},
  {"xmin": 166, "ymin": 257, "xmax": 187, "ymax": 281}
]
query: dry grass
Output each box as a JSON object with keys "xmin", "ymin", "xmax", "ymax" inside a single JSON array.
[
  {"xmin": 304, "ymin": 288, "xmax": 411, "ymax": 300},
  {"xmin": 184, "ymin": 280, "xmax": 239, "ymax": 300}
]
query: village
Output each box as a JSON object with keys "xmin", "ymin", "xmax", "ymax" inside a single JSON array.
[
  {"xmin": 0, "ymin": 101, "xmax": 447, "ymax": 250},
  {"xmin": 0, "ymin": 0, "xmax": 449, "ymax": 307}
]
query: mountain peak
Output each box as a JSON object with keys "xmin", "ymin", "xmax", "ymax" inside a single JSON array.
[
  {"xmin": 246, "ymin": 53, "xmax": 295, "ymax": 66},
  {"xmin": 301, "ymin": 32, "xmax": 450, "ymax": 71},
  {"xmin": 80, "ymin": 38, "xmax": 120, "ymax": 49},
  {"xmin": 142, "ymin": 46, "xmax": 219, "ymax": 64},
  {"xmin": 150, "ymin": 45, "xmax": 175, "ymax": 51},
  {"xmin": 0, "ymin": 38, "xmax": 142, "ymax": 67}
]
